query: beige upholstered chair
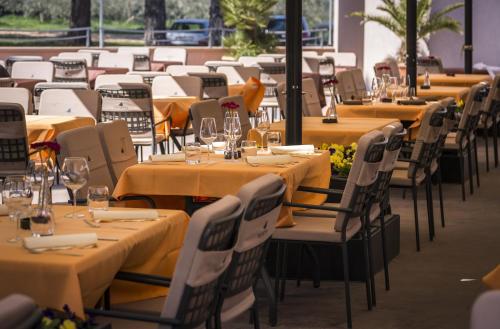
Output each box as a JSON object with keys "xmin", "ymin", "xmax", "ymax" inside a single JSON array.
[
  {"xmin": 0, "ymin": 294, "xmax": 41, "ymax": 329},
  {"xmin": 78, "ymin": 49, "xmax": 110, "ymax": 67},
  {"xmin": 274, "ymin": 81, "xmax": 309, "ymax": 119},
  {"xmin": 322, "ymin": 52, "xmax": 357, "ymax": 68},
  {"xmin": 5, "ymin": 56, "xmax": 43, "ymax": 73},
  {"xmin": 39, "ymin": 89, "xmax": 101, "ymax": 120},
  {"xmin": 0, "ymin": 87, "xmax": 33, "ymax": 114},
  {"xmin": 0, "ymin": 103, "xmax": 29, "ymax": 178},
  {"xmin": 190, "ymin": 99, "xmax": 225, "ymax": 141},
  {"xmin": 117, "ymin": 47, "xmax": 152, "ymax": 71},
  {"xmin": 390, "ymin": 104, "xmax": 446, "ymax": 250},
  {"xmin": 151, "ymin": 75, "xmax": 203, "ymax": 99},
  {"xmin": 94, "ymin": 74, "xmax": 143, "ymax": 89},
  {"xmin": 302, "ymin": 78, "xmax": 323, "ymax": 116},
  {"xmin": 373, "ymin": 61, "xmax": 392, "ymax": 78},
  {"xmin": 216, "ymin": 174, "xmax": 286, "ymax": 328},
  {"xmin": 336, "ymin": 70, "xmax": 357, "ymax": 101},
  {"xmin": 478, "ymin": 74, "xmax": 500, "ymax": 170},
  {"xmin": 302, "ymin": 57, "xmax": 320, "ymax": 74},
  {"xmin": 97, "ymin": 120, "xmax": 137, "ymax": 186},
  {"xmin": 165, "ymin": 65, "xmax": 209, "ymax": 76},
  {"xmin": 0, "ymin": 78, "xmax": 14, "ymax": 87},
  {"xmin": 33, "ymin": 82, "xmax": 89, "ymax": 114},
  {"xmin": 97, "ymin": 52, "xmax": 135, "ymax": 71},
  {"xmin": 11, "ymin": 61, "xmax": 54, "ymax": 82},
  {"xmin": 57, "ymin": 52, "xmax": 93, "ymax": 66},
  {"xmin": 470, "ymin": 291, "xmax": 500, "ymax": 329},
  {"xmin": 238, "ymin": 56, "xmax": 274, "ymax": 67},
  {"xmin": 50, "ymin": 58, "xmax": 88, "ymax": 83},
  {"xmin": 127, "ymin": 71, "xmax": 170, "ymax": 85},
  {"xmin": 216, "ymin": 66, "xmax": 261, "ymax": 85},
  {"xmin": 153, "ymin": 47, "xmax": 187, "ymax": 64},
  {"xmin": 86, "ymin": 195, "xmax": 244, "ymax": 329},
  {"xmin": 188, "ymin": 72, "xmax": 228, "ymax": 99},
  {"xmin": 204, "ymin": 60, "xmax": 242, "ymax": 72},
  {"xmin": 417, "ymin": 56, "xmax": 444, "ymax": 75},
  {"xmin": 218, "ymin": 95, "xmax": 252, "ymax": 142},
  {"xmin": 351, "ymin": 68, "xmax": 367, "ymax": 98},
  {"xmin": 273, "ymin": 130, "xmax": 387, "ymax": 329}
]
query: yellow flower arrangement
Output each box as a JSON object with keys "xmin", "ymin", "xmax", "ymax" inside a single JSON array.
[{"xmin": 320, "ymin": 142, "xmax": 357, "ymax": 176}]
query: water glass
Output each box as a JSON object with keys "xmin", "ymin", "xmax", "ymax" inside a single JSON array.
[
  {"xmin": 200, "ymin": 117, "xmax": 217, "ymax": 161},
  {"xmin": 185, "ymin": 142, "xmax": 201, "ymax": 165},
  {"xmin": 87, "ymin": 185, "xmax": 109, "ymax": 213},
  {"xmin": 241, "ymin": 140, "xmax": 257, "ymax": 160},
  {"xmin": 2, "ymin": 175, "xmax": 32, "ymax": 243},
  {"xmin": 267, "ymin": 131, "xmax": 282, "ymax": 147}
]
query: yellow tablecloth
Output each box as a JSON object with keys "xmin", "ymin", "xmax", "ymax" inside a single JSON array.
[
  {"xmin": 0, "ymin": 206, "xmax": 189, "ymax": 317},
  {"xmin": 269, "ymin": 117, "xmax": 400, "ymax": 147},
  {"xmin": 228, "ymin": 77, "xmax": 266, "ymax": 114},
  {"xmin": 153, "ymin": 97, "xmax": 199, "ymax": 136},
  {"xmin": 113, "ymin": 152, "xmax": 331, "ymax": 228},
  {"xmin": 483, "ymin": 265, "xmax": 500, "ymax": 290},
  {"xmin": 417, "ymin": 74, "xmax": 491, "ymax": 87},
  {"xmin": 389, "ymin": 86, "xmax": 469, "ymax": 102}
]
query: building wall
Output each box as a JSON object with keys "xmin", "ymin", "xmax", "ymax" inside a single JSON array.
[{"xmin": 338, "ymin": 0, "xmax": 365, "ymax": 68}]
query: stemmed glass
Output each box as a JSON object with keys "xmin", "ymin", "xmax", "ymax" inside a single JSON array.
[
  {"xmin": 2, "ymin": 175, "xmax": 32, "ymax": 243},
  {"xmin": 200, "ymin": 117, "xmax": 217, "ymax": 161},
  {"xmin": 255, "ymin": 110, "xmax": 270, "ymax": 151},
  {"xmin": 224, "ymin": 115, "xmax": 242, "ymax": 158},
  {"xmin": 61, "ymin": 157, "xmax": 90, "ymax": 219}
]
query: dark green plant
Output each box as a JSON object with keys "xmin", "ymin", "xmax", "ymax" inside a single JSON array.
[
  {"xmin": 350, "ymin": 0, "xmax": 464, "ymax": 60},
  {"xmin": 221, "ymin": 0, "xmax": 277, "ymax": 58}
]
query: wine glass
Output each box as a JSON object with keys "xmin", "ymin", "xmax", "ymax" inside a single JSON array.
[
  {"xmin": 255, "ymin": 110, "xmax": 270, "ymax": 151},
  {"xmin": 61, "ymin": 157, "xmax": 90, "ymax": 219},
  {"xmin": 224, "ymin": 116, "xmax": 242, "ymax": 158},
  {"xmin": 2, "ymin": 175, "xmax": 32, "ymax": 243},
  {"xmin": 200, "ymin": 117, "xmax": 217, "ymax": 161}
]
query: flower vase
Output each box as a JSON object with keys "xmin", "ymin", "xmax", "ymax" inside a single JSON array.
[{"xmin": 30, "ymin": 168, "xmax": 54, "ymax": 237}]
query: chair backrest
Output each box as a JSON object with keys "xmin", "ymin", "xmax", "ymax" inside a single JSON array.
[
  {"xmin": 456, "ymin": 84, "xmax": 484, "ymax": 144},
  {"xmin": 274, "ymin": 82, "xmax": 308, "ymax": 119},
  {"xmin": 220, "ymin": 174, "xmax": 285, "ymax": 304},
  {"xmin": 318, "ymin": 56, "xmax": 335, "ymax": 77},
  {"xmin": 417, "ymin": 56, "xmax": 444, "ymax": 74},
  {"xmin": 303, "ymin": 51, "xmax": 318, "ymax": 57},
  {"xmin": 5, "ymin": 56, "xmax": 43, "ymax": 73},
  {"xmin": 0, "ymin": 63, "xmax": 10, "ymax": 78},
  {"xmin": 166, "ymin": 65, "xmax": 209, "ymax": 76},
  {"xmin": 57, "ymin": 52, "xmax": 93, "ymax": 66},
  {"xmin": 190, "ymin": 99, "xmax": 225, "ymax": 139},
  {"xmin": 238, "ymin": 56, "xmax": 274, "ymax": 67},
  {"xmin": 94, "ymin": 74, "xmax": 143, "ymax": 89},
  {"xmin": 373, "ymin": 62, "xmax": 392, "ymax": 78},
  {"xmin": 470, "ymin": 291, "xmax": 500, "ymax": 329},
  {"xmin": 33, "ymin": 82, "xmax": 90, "ymax": 113},
  {"xmin": 78, "ymin": 49, "xmax": 110, "ymax": 67},
  {"xmin": 161, "ymin": 195, "xmax": 243, "ymax": 329},
  {"xmin": 0, "ymin": 78, "xmax": 14, "ymax": 87},
  {"xmin": 57, "ymin": 125, "xmax": 115, "ymax": 197},
  {"xmin": 117, "ymin": 47, "xmax": 150, "ymax": 56},
  {"xmin": 351, "ymin": 68, "xmax": 366, "ymax": 97},
  {"xmin": 0, "ymin": 294, "xmax": 41, "ymax": 329},
  {"xmin": 335, "ymin": 130, "xmax": 386, "ymax": 232},
  {"xmin": 11, "ymin": 61, "xmax": 54, "ymax": 82},
  {"xmin": 302, "ymin": 78, "xmax": 322, "ymax": 116},
  {"xmin": 39, "ymin": 89, "xmax": 101, "ymax": 120},
  {"xmin": 323, "ymin": 52, "xmax": 357, "ymax": 68},
  {"xmin": 205, "ymin": 61, "xmax": 242, "ymax": 72},
  {"xmin": 336, "ymin": 70, "xmax": 357, "ymax": 101},
  {"xmin": 258, "ymin": 62, "xmax": 286, "ymax": 75},
  {"xmin": 302, "ymin": 57, "xmax": 320, "ymax": 74},
  {"xmin": 188, "ymin": 72, "xmax": 228, "ymax": 99},
  {"xmin": 439, "ymin": 97, "xmax": 457, "ymax": 133},
  {"xmin": 0, "ymin": 103, "xmax": 29, "ymax": 177},
  {"xmin": 218, "ymin": 95, "xmax": 252, "ymax": 140},
  {"xmin": 153, "ymin": 47, "xmax": 187, "ymax": 64},
  {"xmin": 152, "ymin": 75, "xmax": 203, "ymax": 99},
  {"xmin": 117, "ymin": 48, "xmax": 151, "ymax": 71},
  {"xmin": 0, "ymin": 87, "xmax": 32, "ymax": 114},
  {"xmin": 97, "ymin": 53, "xmax": 135, "ymax": 71},
  {"xmin": 51, "ymin": 58, "xmax": 88, "ymax": 83},
  {"xmin": 97, "ymin": 83, "xmax": 156, "ymax": 153},
  {"xmin": 216, "ymin": 66, "xmax": 261, "ymax": 85},
  {"xmin": 127, "ymin": 71, "xmax": 170, "ymax": 85},
  {"xmin": 385, "ymin": 56, "xmax": 401, "ymax": 81},
  {"xmin": 97, "ymin": 120, "xmax": 137, "ymax": 185},
  {"xmin": 483, "ymin": 74, "xmax": 500, "ymax": 116}
]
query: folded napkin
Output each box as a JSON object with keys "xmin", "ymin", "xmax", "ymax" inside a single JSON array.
[
  {"xmin": 270, "ymin": 145, "xmax": 315, "ymax": 155},
  {"xmin": 92, "ymin": 209, "xmax": 159, "ymax": 221},
  {"xmin": 0, "ymin": 204, "xmax": 8, "ymax": 216},
  {"xmin": 149, "ymin": 153, "xmax": 185, "ymax": 162},
  {"xmin": 343, "ymin": 100, "xmax": 363, "ymax": 105},
  {"xmin": 397, "ymin": 99, "xmax": 427, "ymax": 106},
  {"xmin": 246, "ymin": 155, "xmax": 293, "ymax": 166},
  {"xmin": 24, "ymin": 233, "xmax": 97, "ymax": 250}
]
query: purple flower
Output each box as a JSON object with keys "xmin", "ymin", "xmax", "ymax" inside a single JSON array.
[
  {"xmin": 221, "ymin": 101, "xmax": 239, "ymax": 110},
  {"xmin": 30, "ymin": 141, "xmax": 61, "ymax": 153}
]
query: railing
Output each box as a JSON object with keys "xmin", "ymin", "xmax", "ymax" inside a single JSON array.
[
  {"xmin": 266, "ymin": 28, "xmax": 329, "ymax": 46},
  {"xmin": 0, "ymin": 27, "xmax": 91, "ymax": 46}
]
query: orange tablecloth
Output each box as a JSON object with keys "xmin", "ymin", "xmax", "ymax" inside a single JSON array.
[
  {"xmin": 0, "ymin": 206, "xmax": 189, "ymax": 317},
  {"xmin": 417, "ymin": 74, "xmax": 491, "ymax": 87},
  {"xmin": 228, "ymin": 77, "xmax": 266, "ymax": 113},
  {"xmin": 269, "ymin": 117, "xmax": 400, "ymax": 147},
  {"xmin": 483, "ymin": 265, "xmax": 500, "ymax": 290},
  {"xmin": 153, "ymin": 97, "xmax": 199, "ymax": 135},
  {"xmin": 113, "ymin": 152, "xmax": 331, "ymax": 228},
  {"xmin": 389, "ymin": 86, "xmax": 469, "ymax": 102}
]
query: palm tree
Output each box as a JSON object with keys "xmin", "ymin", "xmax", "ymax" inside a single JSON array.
[{"xmin": 350, "ymin": 0, "xmax": 464, "ymax": 60}]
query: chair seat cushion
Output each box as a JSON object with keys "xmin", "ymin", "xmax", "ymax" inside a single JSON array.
[
  {"xmin": 272, "ymin": 215, "xmax": 361, "ymax": 243},
  {"xmin": 294, "ymin": 202, "xmax": 381, "ymax": 222},
  {"xmin": 220, "ymin": 288, "xmax": 255, "ymax": 323},
  {"xmin": 390, "ymin": 168, "xmax": 425, "ymax": 187}
]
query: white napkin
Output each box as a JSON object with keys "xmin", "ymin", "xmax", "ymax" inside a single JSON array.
[
  {"xmin": 270, "ymin": 145, "xmax": 315, "ymax": 155},
  {"xmin": 92, "ymin": 209, "xmax": 159, "ymax": 221},
  {"xmin": 149, "ymin": 153, "xmax": 185, "ymax": 162},
  {"xmin": 24, "ymin": 233, "xmax": 97, "ymax": 250},
  {"xmin": 0, "ymin": 204, "xmax": 8, "ymax": 216},
  {"xmin": 246, "ymin": 155, "xmax": 293, "ymax": 166}
]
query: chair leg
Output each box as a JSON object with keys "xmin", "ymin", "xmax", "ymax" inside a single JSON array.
[
  {"xmin": 467, "ymin": 144, "xmax": 474, "ymax": 195},
  {"xmin": 274, "ymin": 241, "xmax": 282, "ymax": 310},
  {"xmin": 341, "ymin": 242, "xmax": 353, "ymax": 329},
  {"xmin": 259, "ymin": 268, "xmax": 277, "ymax": 327},
  {"xmin": 459, "ymin": 153, "xmax": 466, "ymax": 201},
  {"xmin": 279, "ymin": 243, "xmax": 288, "ymax": 302},
  {"xmin": 251, "ymin": 302, "xmax": 261, "ymax": 329},
  {"xmin": 379, "ymin": 210, "xmax": 390, "ymax": 290},
  {"xmin": 437, "ymin": 167, "xmax": 445, "ymax": 228},
  {"xmin": 159, "ymin": 141, "xmax": 166, "ymax": 155},
  {"xmin": 296, "ymin": 244, "xmax": 304, "ymax": 287},
  {"xmin": 366, "ymin": 224, "xmax": 376, "ymax": 307},
  {"xmin": 425, "ymin": 174, "xmax": 435, "ymax": 241},
  {"xmin": 411, "ymin": 185, "xmax": 421, "ymax": 251},
  {"xmin": 304, "ymin": 244, "xmax": 321, "ymax": 288},
  {"xmin": 493, "ymin": 122, "xmax": 499, "ymax": 167},
  {"xmin": 474, "ymin": 138, "xmax": 480, "ymax": 187},
  {"xmin": 484, "ymin": 129, "xmax": 490, "ymax": 172}
]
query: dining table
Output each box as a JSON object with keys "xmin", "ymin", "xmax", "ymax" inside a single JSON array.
[
  {"xmin": 388, "ymin": 86, "xmax": 470, "ymax": 102},
  {"xmin": 113, "ymin": 152, "xmax": 331, "ymax": 228},
  {"xmin": 417, "ymin": 73, "xmax": 491, "ymax": 87},
  {"xmin": 0, "ymin": 205, "xmax": 189, "ymax": 318}
]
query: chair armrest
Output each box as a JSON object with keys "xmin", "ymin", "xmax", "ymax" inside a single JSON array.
[
  {"xmin": 115, "ymin": 271, "xmax": 171, "ymax": 287},
  {"xmin": 84, "ymin": 308, "xmax": 181, "ymax": 326},
  {"xmin": 283, "ymin": 201, "xmax": 352, "ymax": 214},
  {"xmin": 298, "ymin": 186, "xmax": 344, "ymax": 196}
]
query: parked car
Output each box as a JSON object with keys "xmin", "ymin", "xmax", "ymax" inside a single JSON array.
[
  {"xmin": 266, "ymin": 15, "xmax": 311, "ymax": 45},
  {"xmin": 166, "ymin": 19, "xmax": 209, "ymax": 46}
]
